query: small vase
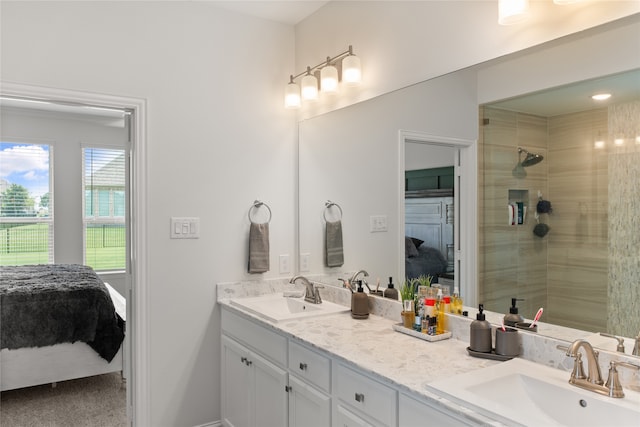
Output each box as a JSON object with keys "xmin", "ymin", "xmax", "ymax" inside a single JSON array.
[{"xmin": 401, "ymin": 311, "xmax": 415, "ymax": 329}]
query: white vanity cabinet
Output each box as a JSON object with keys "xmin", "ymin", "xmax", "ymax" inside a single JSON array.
[
  {"xmin": 399, "ymin": 392, "xmax": 478, "ymax": 426},
  {"xmin": 221, "ymin": 305, "xmax": 484, "ymax": 427},
  {"xmin": 287, "ymin": 340, "xmax": 332, "ymax": 427},
  {"xmin": 288, "ymin": 374, "xmax": 331, "ymax": 427},
  {"xmin": 221, "ymin": 310, "xmax": 288, "ymax": 427},
  {"xmin": 333, "ymin": 363, "xmax": 397, "ymax": 427}
]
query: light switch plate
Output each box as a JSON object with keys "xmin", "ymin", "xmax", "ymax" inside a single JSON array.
[
  {"xmin": 170, "ymin": 217, "xmax": 200, "ymax": 239},
  {"xmin": 370, "ymin": 215, "xmax": 388, "ymax": 232}
]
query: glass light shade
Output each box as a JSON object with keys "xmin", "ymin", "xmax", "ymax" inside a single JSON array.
[
  {"xmin": 553, "ymin": 0, "xmax": 581, "ymax": 4},
  {"xmin": 342, "ymin": 55, "xmax": 362, "ymax": 84},
  {"xmin": 301, "ymin": 74, "xmax": 318, "ymax": 100},
  {"xmin": 321, "ymin": 65, "xmax": 339, "ymax": 93},
  {"xmin": 284, "ymin": 82, "xmax": 301, "ymax": 109},
  {"xmin": 498, "ymin": 0, "xmax": 530, "ymax": 25}
]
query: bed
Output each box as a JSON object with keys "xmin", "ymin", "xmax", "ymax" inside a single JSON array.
[
  {"xmin": 405, "ymin": 195, "xmax": 454, "ymax": 283},
  {"xmin": 0, "ymin": 264, "xmax": 126, "ymax": 391}
]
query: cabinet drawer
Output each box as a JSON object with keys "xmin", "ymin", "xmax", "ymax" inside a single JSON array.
[
  {"xmin": 222, "ymin": 308, "xmax": 287, "ymax": 367},
  {"xmin": 334, "ymin": 363, "xmax": 396, "ymax": 427},
  {"xmin": 288, "ymin": 340, "xmax": 331, "ymax": 393}
]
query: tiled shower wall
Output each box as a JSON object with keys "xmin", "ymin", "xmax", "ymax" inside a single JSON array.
[
  {"xmin": 478, "ymin": 107, "xmax": 549, "ymax": 322},
  {"xmin": 479, "ymin": 106, "xmax": 614, "ymax": 333},
  {"xmin": 607, "ymin": 101, "xmax": 640, "ymax": 338}
]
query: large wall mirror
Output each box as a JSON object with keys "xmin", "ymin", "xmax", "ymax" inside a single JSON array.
[{"xmin": 298, "ymin": 19, "xmax": 639, "ymax": 357}]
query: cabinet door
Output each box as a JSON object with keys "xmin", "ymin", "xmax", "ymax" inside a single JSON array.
[
  {"xmin": 221, "ymin": 336, "xmax": 251, "ymax": 427},
  {"xmin": 288, "ymin": 375, "xmax": 331, "ymax": 427},
  {"xmin": 252, "ymin": 351, "xmax": 288, "ymax": 427},
  {"xmin": 399, "ymin": 393, "xmax": 476, "ymax": 427},
  {"xmin": 334, "ymin": 404, "xmax": 374, "ymax": 427}
]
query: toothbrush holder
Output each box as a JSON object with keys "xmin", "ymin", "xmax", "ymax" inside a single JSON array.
[{"xmin": 495, "ymin": 328, "xmax": 521, "ymax": 357}]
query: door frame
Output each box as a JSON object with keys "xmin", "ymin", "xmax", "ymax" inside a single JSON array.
[
  {"xmin": 398, "ymin": 130, "xmax": 478, "ymax": 307},
  {"xmin": 1, "ymin": 82, "xmax": 150, "ymax": 426}
]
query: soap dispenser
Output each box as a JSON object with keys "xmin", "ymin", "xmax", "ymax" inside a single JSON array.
[
  {"xmin": 383, "ymin": 277, "xmax": 398, "ymax": 300},
  {"xmin": 504, "ymin": 298, "xmax": 525, "ymax": 327},
  {"xmin": 470, "ymin": 304, "xmax": 492, "ymax": 353},
  {"xmin": 351, "ymin": 280, "xmax": 370, "ymax": 319}
]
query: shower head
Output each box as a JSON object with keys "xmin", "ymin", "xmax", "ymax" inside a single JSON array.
[{"xmin": 518, "ymin": 147, "xmax": 543, "ymax": 167}]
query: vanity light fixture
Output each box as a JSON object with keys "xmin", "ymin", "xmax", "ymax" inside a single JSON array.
[
  {"xmin": 284, "ymin": 45, "xmax": 361, "ymax": 109},
  {"xmin": 498, "ymin": 0, "xmax": 530, "ymax": 25},
  {"xmin": 592, "ymin": 93, "xmax": 612, "ymax": 101},
  {"xmin": 553, "ymin": 0, "xmax": 582, "ymax": 4}
]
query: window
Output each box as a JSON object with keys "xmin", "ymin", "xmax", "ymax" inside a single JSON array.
[
  {"xmin": 0, "ymin": 142, "xmax": 54, "ymax": 265},
  {"xmin": 83, "ymin": 147, "xmax": 126, "ymax": 271}
]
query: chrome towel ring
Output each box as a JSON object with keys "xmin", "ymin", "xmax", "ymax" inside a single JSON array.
[
  {"xmin": 248, "ymin": 200, "xmax": 272, "ymax": 224},
  {"xmin": 323, "ymin": 200, "xmax": 343, "ymax": 222}
]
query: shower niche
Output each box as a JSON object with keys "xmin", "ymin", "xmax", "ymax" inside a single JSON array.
[{"xmin": 508, "ymin": 189, "xmax": 528, "ymax": 225}]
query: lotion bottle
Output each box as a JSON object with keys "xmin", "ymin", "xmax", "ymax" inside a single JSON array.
[
  {"xmin": 383, "ymin": 277, "xmax": 398, "ymax": 300},
  {"xmin": 470, "ymin": 304, "xmax": 492, "ymax": 353},
  {"xmin": 351, "ymin": 281, "xmax": 369, "ymax": 319},
  {"xmin": 504, "ymin": 297, "xmax": 525, "ymax": 327}
]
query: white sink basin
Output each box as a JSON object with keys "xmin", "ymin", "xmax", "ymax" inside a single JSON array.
[
  {"xmin": 427, "ymin": 358, "xmax": 640, "ymax": 427},
  {"xmin": 229, "ymin": 293, "xmax": 349, "ymax": 323}
]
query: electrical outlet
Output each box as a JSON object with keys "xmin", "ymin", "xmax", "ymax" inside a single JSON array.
[
  {"xmin": 300, "ymin": 253, "xmax": 310, "ymax": 272},
  {"xmin": 279, "ymin": 254, "xmax": 290, "ymax": 274}
]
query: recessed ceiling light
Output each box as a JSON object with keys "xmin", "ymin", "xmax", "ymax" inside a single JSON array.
[{"xmin": 591, "ymin": 93, "xmax": 611, "ymax": 101}]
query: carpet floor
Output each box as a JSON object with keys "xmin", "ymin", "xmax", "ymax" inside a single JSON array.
[{"xmin": 0, "ymin": 373, "xmax": 127, "ymax": 427}]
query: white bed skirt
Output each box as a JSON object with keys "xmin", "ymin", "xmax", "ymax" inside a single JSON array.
[
  {"xmin": 0, "ymin": 282, "xmax": 126, "ymax": 392},
  {"xmin": 1, "ymin": 342, "xmax": 124, "ymax": 391}
]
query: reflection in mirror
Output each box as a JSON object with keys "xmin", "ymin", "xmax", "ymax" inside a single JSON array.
[
  {"xmin": 404, "ymin": 143, "xmax": 458, "ymax": 294},
  {"xmin": 297, "ymin": 30, "xmax": 638, "ymax": 358},
  {"xmin": 479, "ymin": 69, "xmax": 640, "ymax": 346}
]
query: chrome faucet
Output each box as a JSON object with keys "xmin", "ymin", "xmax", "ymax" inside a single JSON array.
[
  {"xmin": 290, "ymin": 275, "xmax": 323, "ymax": 304},
  {"xmin": 349, "ymin": 270, "xmax": 369, "ymax": 287}
]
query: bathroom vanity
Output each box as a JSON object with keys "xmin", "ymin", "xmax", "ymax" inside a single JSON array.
[
  {"xmin": 219, "ymin": 288, "xmax": 501, "ymax": 426},
  {"xmin": 218, "ymin": 281, "xmax": 640, "ymax": 427}
]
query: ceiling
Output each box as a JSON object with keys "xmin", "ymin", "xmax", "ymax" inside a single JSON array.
[
  {"xmin": 486, "ymin": 69, "xmax": 640, "ymax": 117},
  {"xmin": 197, "ymin": 1, "xmax": 329, "ymax": 25}
]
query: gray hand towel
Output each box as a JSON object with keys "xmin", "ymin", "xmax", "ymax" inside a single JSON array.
[
  {"xmin": 325, "ymin": 220, "xmax": 344, "ymax": 267},
  {"xmin": 249, "ymin": 222, "xmax": 270, "ymax": 273}
]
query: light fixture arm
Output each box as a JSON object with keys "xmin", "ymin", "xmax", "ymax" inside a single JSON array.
[{"xmin": 288, "ymin": 46, "xmax": 355, "ymax": 83}]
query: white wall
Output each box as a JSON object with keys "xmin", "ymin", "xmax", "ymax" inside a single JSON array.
[
  {"xmin": 405, "ymin": 143, "xmax": 456, "ymax": 171},
  {"xmin": 295, "ymin": 1, "xmax": 640, "ymax": 119},
  {"xmin": 1, "ymin": 2, "xmax": 296, "ymax": 426},
  {"xmin": 298, "ymin": 68, "xmax": 478, "ymax": 281}
]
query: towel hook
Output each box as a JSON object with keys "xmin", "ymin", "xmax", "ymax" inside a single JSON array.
[
  {"xmin": 323, "ymin": 200, "xmax": 343, "ymax": 222},
  {"xmin": 248, "ymin": 200, "xmax": 272, "ymax": 224}
]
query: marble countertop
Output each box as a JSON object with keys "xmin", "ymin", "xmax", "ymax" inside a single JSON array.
[{"xmin": 218, "ymin": 281, "xmax": 507, "ymax": 426}]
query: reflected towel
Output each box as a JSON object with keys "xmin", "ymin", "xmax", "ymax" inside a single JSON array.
[
  {"xmin": 325, "ymin": 220, "xmax": 344, "ymax": 267},
  {"xmin": 249, "ymin": 222, "xmax": 270, "ymax": 273}
]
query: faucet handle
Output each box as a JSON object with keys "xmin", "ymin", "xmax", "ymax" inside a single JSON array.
[
  {"xmin": 572, "ymin": 352, "xmax": 587, "ymax": 380},
  {"xmin": 605, "ymin": 360, "xmax": 640, "ymax": 398},
  {"xmin": 600, "ymin": 332, "xmax": 626, "ymax": 353}
]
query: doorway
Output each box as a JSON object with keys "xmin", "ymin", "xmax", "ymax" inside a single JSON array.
[
  {"xmin": 0, "ymin": 82, "xmax": 148, "ymax": 425},
  {"xmin": 398, "ymin": 130, "xmax": 478, "ymax": 307}
]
